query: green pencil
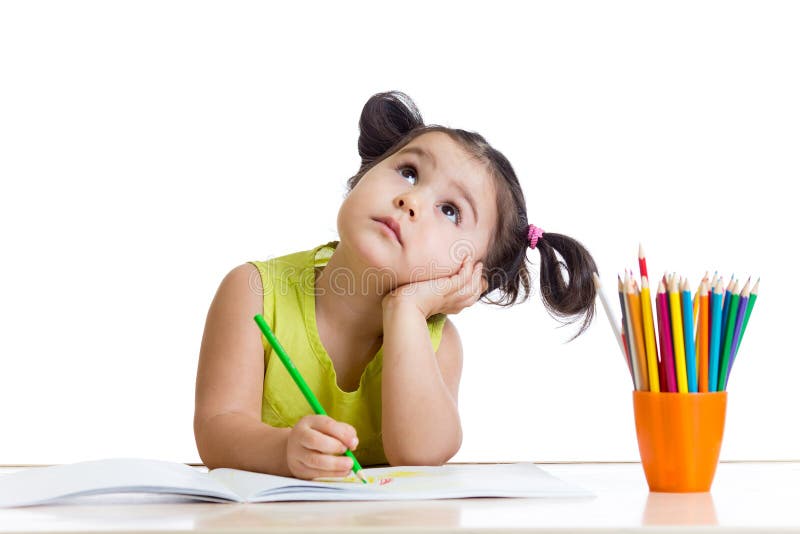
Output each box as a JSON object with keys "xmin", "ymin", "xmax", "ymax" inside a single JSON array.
[
  {"xmin": 253, "ymin": 314, "xmax": 367, "ymax": 484},
  {"xmin": 717, "ymin": 281, "xmax": 741, "ymax": 391}
]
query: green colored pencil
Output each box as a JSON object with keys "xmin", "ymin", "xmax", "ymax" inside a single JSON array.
[
  {"xmin": 253, "ymin": 314, "xmax": 367, "ymax": 483},
  {"xmin": 717, "ymin": 281, "xmax": 741, "ymax": 391}
]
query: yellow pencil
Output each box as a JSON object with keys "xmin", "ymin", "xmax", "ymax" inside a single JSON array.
[
  {"xmin": 640, "ymin": 276, "xmax": 660, "ymax": 392},
  {"xmin": 669, "ymin": 275, "xmax": 688, "ymax": 393},
  {"xmin": 627, "ymin": 277, "xmax": 650, "ymax": 392}
]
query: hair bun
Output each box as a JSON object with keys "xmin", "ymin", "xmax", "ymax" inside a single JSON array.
[{"xmin": 357, "ymin": 91, "xmax": 424, "ymax": 167}]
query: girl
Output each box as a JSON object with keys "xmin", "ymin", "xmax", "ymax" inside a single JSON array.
[{"xmin": 194, "ymin": 91, "xmax": 598, "ymax": 480}]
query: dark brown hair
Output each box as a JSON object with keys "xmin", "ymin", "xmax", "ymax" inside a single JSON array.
[{"xmin": 345, "ymin": 91, "xmax": 598, "ymax": 340}]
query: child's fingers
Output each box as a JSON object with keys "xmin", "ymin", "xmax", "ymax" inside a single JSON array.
[
  {"xmin": 298, "ymin": 451, "xmax": 354, "ymax": 476},
  {"xmin": 307, "ymin": 415, "xmax": 359, "ymax": 451},
  {"xmin": 458, "ymin": 259, "xmax": 482, "ymax": 296},
  {"xmin": 299, "ymin": 428, "xmax": 353, "ymax": 455},
  {"xmin": 454, "ymin": 256, "xmax": 474, "ymax": 289}
]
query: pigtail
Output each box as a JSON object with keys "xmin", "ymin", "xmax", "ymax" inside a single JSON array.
[
  {"xmin": 535, "ymin": 232, "xmax": 598, "ymax": 341},
  {"xmin": 357, "ymin": 91, "xmax": 424, "ymax": 167}
]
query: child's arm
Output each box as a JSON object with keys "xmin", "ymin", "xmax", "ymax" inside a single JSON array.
[
  {"xmin": 380, "ymin": 298, "xmax": 464, "ymax": 466},
  {"xmin": 194, "ymin": 264, "xmax": 293, "ymax": 476},
  {"xmin": 195, "ymin": 264, "xmax": 358, "ymax": 480}
]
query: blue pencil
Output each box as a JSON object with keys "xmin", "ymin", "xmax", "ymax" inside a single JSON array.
[
  {"xmin": 707, "ymin": 273, "xmax": 718, "ymax": 355},
  {"xmin": 680, "ymin": 279, "xmax": 698, "ymax": 393},
  {"xmin": 708, "ymin": 279, "xmax": 724, "ymax": 392}
]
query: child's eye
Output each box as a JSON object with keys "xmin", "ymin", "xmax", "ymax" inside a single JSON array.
[
  {"xmin": 441, "ymin": 203, "xmax": 462, "ymax": 225},
  {"xmin": 398, "ymin": 165, "xmax": 418, "ymax": 184},
  {"xmin": 396, "ymin": 163, "xmax": 462, "ymax": 226}
]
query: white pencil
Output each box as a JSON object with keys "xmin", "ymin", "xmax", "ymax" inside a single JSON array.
[{"xmin": 593, "ymin": 272, "xmax": 626, "ymax": 357}]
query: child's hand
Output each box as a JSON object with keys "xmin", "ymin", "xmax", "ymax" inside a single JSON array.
[
  {"xmin": 286, "ymin": 414, "xmax": 359, "ymax": 480},
  {"xmin": 382, "ymin": 256, "xmax": 487, "ymax": 318}
]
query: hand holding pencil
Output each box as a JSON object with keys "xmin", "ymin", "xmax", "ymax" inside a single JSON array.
[
  {"xmin": 285, "ymin": 414, "xmax": 364, "ymax": 482},
  {"xmin": 253, "ymin": 314, "xmax": 368, "ymax": 483}
]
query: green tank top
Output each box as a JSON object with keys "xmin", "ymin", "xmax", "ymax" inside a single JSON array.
[{"xmin": 248, "ymin": 240, "xmax": 447, "ymax": 466}]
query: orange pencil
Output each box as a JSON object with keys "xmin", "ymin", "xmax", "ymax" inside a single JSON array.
[
  {"xmin": 694, "ymin": 272, "xmax": 708, "ymax": 371},
  {"xmin": 627, "ymin": 277, "xmax": 650, "ymax": 392},
  {"xmin": 692, "ymin": 272, "xmax": 707, "ymax": 329},
  {"xmin": 699, "ymin": 280, "xmax": 710, "ymax": 391}
]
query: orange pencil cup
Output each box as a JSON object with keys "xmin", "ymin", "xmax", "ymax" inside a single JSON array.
[{"xmin": 633, "ymin": 391, "xmax": 727, "ymax": 492}]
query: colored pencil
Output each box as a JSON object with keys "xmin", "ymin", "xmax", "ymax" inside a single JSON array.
[
  {"xmin": 698, "ymin": 280, "xmax": 710, "ymax": 392},
  {"xmin": 718, "ymin": 280, "xmax": 741, "ymax": 391},
  {"xmin": 708, "ymin": 278, "xmax": 724, "ymax": 392},
  {"xmin": 627, "ymin": 278, "xmax": 650, "ymax": 392},
  {"xmin": 720, "ymin": 275, "xmax": 735, "ymax": 340},
  {"xmin": 662, "ymin": 273, "xmax": 676, "ymax": 392},
  {"xmin": 708, "ymin": 272, "xmax": 718, "ymax": 359},
  {"xmin": 638, "ymin": 243, "xmax": 649, "ymax": 280},
  {"xmin": 669, "ymin": 275, "xmax": 688, "ymax": 393},
  {"xmin": 617, "ymin": 274, "xmax": 633, "ymax": 376},
  {"xmin": 592, "ymin": 272, "xmax": 631, "ymax": 383},
  {"xmin": 693, "ymin": 272, "xmax": 708, "ymax": 370},
  {"xmin": 657, "ymin": 280, "xmax": 678, "ymax": 392},
  {"xmin": 733, "ymin": 277, "xmax": 759, "ymax": 359},
  {"xmin": 729, "ymin": 278, "xmax": 751, "ymax": 359},
  {"xmin": 623, "ymin": 271, "xmax": 642, "ymax": 390},
  {"xmin": 621, "ymin": 330, "xmax": 630, "ymax": 370},
  {"xmin": 253, "ymin": 314, "xmax": 368, "ymax": 483},
  {"xmin": 653, "ymin": 276, "xmax": 666, "ymax": 390},
  {"xmin": 726, "ymin": 278, "xmax": 751, "ymax": 386},
  {"xmin": 639, "ymin": 277, "xmax": 660, "ymax": 393},
  {"xmin": 681, "ymin": 278, "xmax": 698, "ymax": 393}
]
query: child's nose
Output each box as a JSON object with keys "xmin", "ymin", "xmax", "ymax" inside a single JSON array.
[{"xmin": 397, "ymin": 197, "xmax": 420, "ymax": 218}]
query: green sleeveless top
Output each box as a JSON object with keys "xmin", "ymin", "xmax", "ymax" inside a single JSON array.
[{"xmin": 248, "ymin": 240, "xmax": 447, "ymax": 466}]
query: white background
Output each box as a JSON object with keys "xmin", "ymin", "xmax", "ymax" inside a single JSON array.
[{"xmin": 1, "ymin": 1, "xmax": 798, "ymax": 465}]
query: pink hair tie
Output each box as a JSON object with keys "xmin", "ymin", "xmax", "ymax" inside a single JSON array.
[{"xmin": 528, "ymin": 224, "xmax": 544, "ymax": 250}]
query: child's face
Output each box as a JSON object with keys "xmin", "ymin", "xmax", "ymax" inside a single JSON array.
[{"xmin": 338, "ymin": 131, "xmax": 497, "ymax": 283}]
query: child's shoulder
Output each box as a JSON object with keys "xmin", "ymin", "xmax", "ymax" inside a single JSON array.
[{"xmin": 215, "ymin": 263, "xmax": 264, "ymax": 310}]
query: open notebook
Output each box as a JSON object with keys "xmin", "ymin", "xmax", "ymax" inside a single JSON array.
[{"xmin": 0, "ymin": 458, "xmax": 593, "ymax": 507}]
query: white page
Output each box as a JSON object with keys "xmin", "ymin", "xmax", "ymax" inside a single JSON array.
[
  {"xmin": 210, "ymin": 463, "xmax": 594, "ymax": 502},
  {"xmin": 0, "ymin": 458, "xmax": 240, "ymax": 508}
]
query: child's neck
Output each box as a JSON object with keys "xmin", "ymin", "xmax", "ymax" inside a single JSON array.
[{"xmin": 314, "ymin": 243, "xmax": 387, "ymax": 345}]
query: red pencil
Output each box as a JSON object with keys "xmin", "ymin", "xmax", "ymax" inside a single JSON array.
[
  {"xmin": 638, "ymin": 243, "xmax": 649, "ymax": 280},
  {"xmin": 657, "ymin": 280, "xmax": 678, "ymax": 392}
]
